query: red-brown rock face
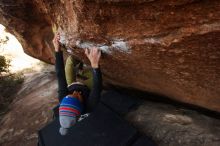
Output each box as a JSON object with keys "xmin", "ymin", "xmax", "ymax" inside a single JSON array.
[{"xmin": 0, "ymin": 0, "xmax": 220, "ymax": 112}]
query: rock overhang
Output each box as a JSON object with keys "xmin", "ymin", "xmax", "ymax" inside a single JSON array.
[{"xmin": 0, "ymin": 0, "xmax": 219, "ymax": 112}]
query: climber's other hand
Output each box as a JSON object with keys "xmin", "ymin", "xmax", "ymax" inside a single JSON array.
[{"xmin": 85, "ymin": 48, "xmax": 101, "ymax": 68}]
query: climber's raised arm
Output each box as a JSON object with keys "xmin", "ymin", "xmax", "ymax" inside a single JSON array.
[
  {"xmin": 53, "ymin": 33, "xmax": 68, "ymax": 102},
  {"xmin": 84, "ymin": 48, "xmax": 102, "ymax": 112}
]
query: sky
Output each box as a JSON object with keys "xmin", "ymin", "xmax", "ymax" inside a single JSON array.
[{"xmin": 0, "ymin": 24, "xmax": 40, "ymax": 72}]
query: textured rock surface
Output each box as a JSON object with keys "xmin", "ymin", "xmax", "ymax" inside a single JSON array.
[
  {"xmin": 0, "ymin": 0, "xmax": 220, "ymax": 111},
  {"xmin": 0, "ymin": 67, "xmax": 58, "ymax": 146},
  {"xmin": 126, "ymin": 99, "xmax": 220, "ymax": 146}
]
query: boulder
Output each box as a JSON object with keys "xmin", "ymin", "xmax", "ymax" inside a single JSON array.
[
  {"xmin": 0, "ymin": 0, "xmax": 220, "ymax": 112},
  {"xmin": 126, "ymin": 99, "xmax": 220, "ymax": 146}
]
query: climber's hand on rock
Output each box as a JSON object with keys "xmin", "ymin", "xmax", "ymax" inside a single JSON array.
[
  {"xmin": 85, "ymin": 48, "xmax": 101, "ymax": 68},
  {"xmin": 53, "ymin": 33, "xmax": 61, "ymax": 52}
]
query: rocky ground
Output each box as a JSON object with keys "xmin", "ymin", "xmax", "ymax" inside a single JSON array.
[
  {"xmin": 126, "ymin": 99, "xmax": 220, "ymax": 146},
  {"xmin": 0, "ymin": 65, "xmax": 219, "ymax": 146},
  {"xmin": 0, "ymin": 65, "xmax": 58, "ymax": 146}
]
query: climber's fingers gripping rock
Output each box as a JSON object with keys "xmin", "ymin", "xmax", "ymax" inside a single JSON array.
[
  {"xmin": 53, "ymin": 33, "xmax": 61, "ymax": 52},
  {"xmin": 85, "ymin": 48, "xmax": 101, "ymax": 68}
]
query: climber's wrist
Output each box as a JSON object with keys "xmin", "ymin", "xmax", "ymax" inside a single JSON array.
[
  {"xmin": 91, "ymin": 63, "xmax": 99, "ymax": 69},
  {"xmin": 55, "ymin": 46, "xmax": 61, "ymax": 52}
]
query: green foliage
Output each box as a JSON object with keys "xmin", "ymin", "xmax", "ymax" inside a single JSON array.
[
  {"xmin": 0, "ymin": 55, "xmax": 10, "ymax": 74},
  {"xmin": 0, "ymin": 73, "xmax": 24, "ymax": 96},
  {"xmin": 0, "ymin": 55, "xmax": 24, "ymax": 113},
  {"xmin": 0, "ymin": 73, "xmax": 24, "ymax": 111},
  {"xmin": 0, "ymin": 31, "xmax": 23, "ymax": 114},
  {"xmin": 0, "ymin": 35, "xmax": 9, "ymax": 52},
  {"xmin": 0, "ymin": 36, "xmax": 9, "ymax": 44}
]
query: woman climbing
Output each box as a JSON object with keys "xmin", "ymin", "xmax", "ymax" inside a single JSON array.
[{"xmin": 53, "ymin": 33, "xmax": 102, "ymax": 135}]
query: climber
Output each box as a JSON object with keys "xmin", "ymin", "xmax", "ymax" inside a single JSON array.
[{"xmin": 53, "ymin": 33, "xmax": 102, "ymax": 136}]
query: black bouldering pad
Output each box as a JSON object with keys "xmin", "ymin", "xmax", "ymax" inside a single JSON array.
[
  {"xmin": 38, "ymin": 103, "xmax": 138, "ymax": 146},
  {"xmin": 132, "ymin": 136, "xmax": 157, "ymax": 146},
  {"xmin": 101, "ymin": 90, "xmax": 139, "ymax": 115}
]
